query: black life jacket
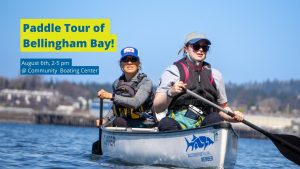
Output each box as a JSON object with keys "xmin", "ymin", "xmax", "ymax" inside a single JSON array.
[
  {"xmin": 168, "ymin": 58, "xmax": 218, "ymax": 114},
  {"xmin": 113, "ymin": 73, "xmax": 154, "ymax": 119}
]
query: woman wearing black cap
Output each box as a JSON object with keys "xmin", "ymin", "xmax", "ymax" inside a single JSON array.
[
  {"xmin": 153, "ymin": 32, "xmax": 243, "ymax": 131},
  {"xmin": 97, "ymin": 47, "xmax": 155, "ymax": 128}
]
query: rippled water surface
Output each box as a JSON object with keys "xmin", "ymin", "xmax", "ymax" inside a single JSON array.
[{"xmin": 0, "ymin": 123, "xmax": 298, "ymax": 168}]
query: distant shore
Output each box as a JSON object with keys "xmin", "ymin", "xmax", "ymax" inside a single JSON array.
[
  {"xmin": 0, "ymin": 108, "xmax": 96, "ymax": 127},
  {"xmin": 0, "ymin": 107, "xmax": 298, "ymax": 139}
]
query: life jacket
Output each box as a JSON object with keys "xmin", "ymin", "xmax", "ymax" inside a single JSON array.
[
  {"xmin": 113, "ymin": 73, "xmax": 154, "ymax": 119},
  {"xmin": 168, "ymin": 57, "xmax": 218, "ymax": 114}
]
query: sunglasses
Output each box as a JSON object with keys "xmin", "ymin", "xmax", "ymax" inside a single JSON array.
[
  {"xmin": 121, "ymin": 57, "xmax": 139, "ymax": 63},
  {"xmin": 190, "ymin": 43, "xmax": 210, "ymax": 52}
]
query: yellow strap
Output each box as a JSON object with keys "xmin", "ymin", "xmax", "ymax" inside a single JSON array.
[
  {"xmin": 195, "ymin": 121, "xmax": 201, "ymax": 127},
  {"xmin": 131, "ymin": 112, "xmax": 140, "ymax": 119},
  {"xmin": 171, "ymin": 111, "xmax": 175, "ymax": 119},
  {"xmin": 114, "ymin": 106, "xmax": 145, "ymax": 119},
  {"xmin": 140, "ymin": 105, "xmax": 144, "ymax": 112},
  {"xmin": 113, "ymin": 105, "xmax": 117, "ymax": 115}
]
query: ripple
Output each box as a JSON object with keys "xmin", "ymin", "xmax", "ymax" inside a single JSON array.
[{"xmin": 0, "ymin": 123, "xmax": 298, "ymax": 169}]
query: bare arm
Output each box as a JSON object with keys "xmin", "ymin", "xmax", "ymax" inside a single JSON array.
[
  {"xmin": 153, "ymin": 66, "xmax": 177, "ymax": 113},
  {"xmin": 153, "ymin": 81, "xmax": 186, "ymax": 113},
  {"xmin": 212, "ymin": 70, "xmax": 243, "ymax": 122},
  {"xmin": 218, "ymin": 103, "xmax": 244, "ymax": 122},
  {"xmin": 152, "ymin": 92, "xmax": 172, "ymax": 113}
]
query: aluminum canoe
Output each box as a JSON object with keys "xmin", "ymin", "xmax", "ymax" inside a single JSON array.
[{"xmin": 100, "ymin": 122, "xmax": 238, "ymax": 168}]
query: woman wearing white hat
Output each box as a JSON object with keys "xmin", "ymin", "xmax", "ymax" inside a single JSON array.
[{"xmin": 153, "ymin": 32, "xmax": 243, "ymax": 131}]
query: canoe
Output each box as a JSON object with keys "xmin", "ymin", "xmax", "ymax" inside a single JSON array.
[{"xmin": 100, "ymin": 122, "xmax": 238, "ymax": 168}]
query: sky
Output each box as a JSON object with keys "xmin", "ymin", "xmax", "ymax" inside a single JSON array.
[{"xmin": 0, "ymin": 0, "xmax": 300, "ymax": 85}]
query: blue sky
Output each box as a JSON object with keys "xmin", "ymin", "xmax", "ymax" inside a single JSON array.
[{"xmin": 1, "ymin": 0, "xmax": 300, "ymax": 85}]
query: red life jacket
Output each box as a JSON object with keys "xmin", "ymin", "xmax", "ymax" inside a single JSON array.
[{"xmin": 168, "ymin": 58, "xmax": 218, "ymax": 114}]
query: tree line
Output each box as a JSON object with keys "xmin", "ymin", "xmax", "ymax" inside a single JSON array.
[
  {"xmin": 0, "ymin": 76, "xmax": 299, "ymax": 115},
  {"xmin": 226, "ymin": 80, "xmax": 300, "ymax": 115}
]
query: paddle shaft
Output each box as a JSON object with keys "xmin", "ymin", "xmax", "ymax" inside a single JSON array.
[
  {"xmin": 185, "ymin": 89, "xmax": 300, "ymax": 154},
  {"xmin": 98, "ymin": 99, "xmax": 103, "ymax": 154}
]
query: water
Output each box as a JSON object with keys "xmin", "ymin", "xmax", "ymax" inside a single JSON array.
[{"xmin": 0, "ymin": 123, "xmax": 298, "ymax": 169}]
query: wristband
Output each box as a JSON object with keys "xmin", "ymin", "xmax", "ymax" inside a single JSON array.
[
  {"xmin": 111, "ymin": 93, "xmax": 115, "ymax": 101},
  {"xmin": 166, "ymin": 89, "xmax": 174, "ymax": 98}
]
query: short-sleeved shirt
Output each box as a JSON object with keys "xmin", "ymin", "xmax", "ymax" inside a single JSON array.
[{"xmin": 156, "ymin": 64, "xmax": 227, "ymax": 105}]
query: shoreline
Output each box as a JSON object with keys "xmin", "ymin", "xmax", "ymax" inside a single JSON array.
[
  {"xmin": 1, "ymin": 111, "xmax": 294, "ymax": 139},
  {"xmin": 0, "ymin": 110, "xmax": 96, "ymax": 128},
  {"xmin": 1, "ymin": 106, "xmax": 299, "ymax": 139}
]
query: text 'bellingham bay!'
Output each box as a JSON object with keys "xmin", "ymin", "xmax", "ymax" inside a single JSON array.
[{"xmin": 23, "ymin": 38, "xmax": 114, "ymax": 51}]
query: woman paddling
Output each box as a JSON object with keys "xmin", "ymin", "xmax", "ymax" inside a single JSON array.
[
  {"xmin": 97, "ymin": 47, "xmax": 155, "ymax": 128},
  {"xmin": 153, "ymin": 32, "xmax": 244, "ymax": 131}
]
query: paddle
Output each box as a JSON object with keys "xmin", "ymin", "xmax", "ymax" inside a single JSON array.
[
  {"xmin": 92, "ymin": 98, "xmax": 103, "ymax": 155},
  {"xmin": 185, "ymin": 89, "xmax": 300, "ymax": 165}
]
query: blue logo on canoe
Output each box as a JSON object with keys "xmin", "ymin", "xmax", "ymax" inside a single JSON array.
[{"xmin": 185, "ymin": 135, "xmax": 214, "ymax": 152}]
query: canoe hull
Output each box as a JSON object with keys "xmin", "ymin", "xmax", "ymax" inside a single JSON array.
[{"xmin": 101, "ymin": 122, "xmax": 237, "ymax": 168}]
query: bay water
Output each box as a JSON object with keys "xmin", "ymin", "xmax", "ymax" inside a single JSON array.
[{"xmin": 0, "ymin": 123, "xmax": 298, "ymax": 169}]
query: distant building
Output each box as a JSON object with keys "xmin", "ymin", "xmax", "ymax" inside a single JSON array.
[
  {"xmin": 55, "ymin": 105, "xmax": 75, "ymax": 115},
  {"xmin": 0, "ymin": 89, "xmax": 62, "ymax": 110},
  {"xmin": 291, "ymin": 119, "xmax": 300, "ymax": 133},
  {"xmin": 89, "ymin": 98, "xmax": 113, "ymax": 118}
]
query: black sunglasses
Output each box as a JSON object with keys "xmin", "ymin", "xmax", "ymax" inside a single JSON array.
[
  {"xmin": 121, "ymin": 57, "xmax": 139, "ymax": 63},
  {"xmin": 190, "ymin": 43, "xmax": 210, "ymax": 52}
]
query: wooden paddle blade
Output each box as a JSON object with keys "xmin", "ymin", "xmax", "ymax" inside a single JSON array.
[
  {"xmin": 272, "ymin": 134, "xmax": 300, "ymax": 165},
  {"xmin": 92, "ymin": 140, "xmax": 102, "ymax": 155}
]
